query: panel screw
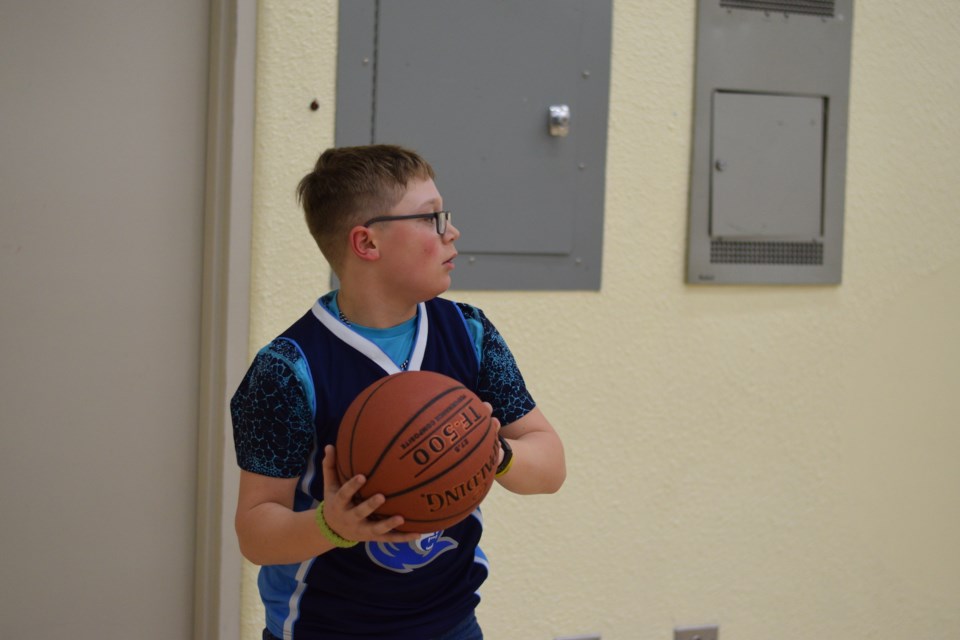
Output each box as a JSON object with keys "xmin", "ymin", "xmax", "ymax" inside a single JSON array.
[
  {"xmin": 310, "ymin": 99, "xmax": 319, "ymax": 111},
  {"xmin": 714, "ymin": 159, "xmax": 726, "ymax": 172},
  {"xmin": 582, "ymin": 70, "xmax": 591, "ymax": 79},
  {"xmin": 362, "ymin": 57, "xmax": 370, "ymax": 65}
]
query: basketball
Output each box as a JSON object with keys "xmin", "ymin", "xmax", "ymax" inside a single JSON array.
[{"xmin": 335, "ymin": 371, "xmax": 499, "ymax": 533}]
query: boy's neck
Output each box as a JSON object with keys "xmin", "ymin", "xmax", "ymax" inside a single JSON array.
[{"xmin": 337, "ymin": 289, "xmax": 418, "ymax": 329}]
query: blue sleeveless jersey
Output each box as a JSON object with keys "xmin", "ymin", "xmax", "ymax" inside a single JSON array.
[{"xmin": 253, "ymin": 297, "xmax": 494, "ymax": 640}]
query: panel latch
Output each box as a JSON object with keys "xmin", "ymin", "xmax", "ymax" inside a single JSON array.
[{"xmin": 548, "ymin": 104, "xmax": 571, "ymax": 137}]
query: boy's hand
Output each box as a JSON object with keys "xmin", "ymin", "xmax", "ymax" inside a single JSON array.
[
  {"xmin": 320, "ymin": 445, "xmax": 421, "ymax": 544},
  {"xmin": 481, "ymin": 402, "xmax": 505, "ymax": 465}
]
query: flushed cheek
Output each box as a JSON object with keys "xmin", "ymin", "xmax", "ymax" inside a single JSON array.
[
  {"xmin": 390, "ymin": 243, "xmax": 443, "ymax": 280},
  {"xmin": 417, "ymin": 239, "xmax": 444, "ymax": 260}
]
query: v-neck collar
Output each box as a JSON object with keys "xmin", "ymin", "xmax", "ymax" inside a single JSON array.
[{"xmin": 311, "ymin": 299, "xmax": 428, "ymax": 374}]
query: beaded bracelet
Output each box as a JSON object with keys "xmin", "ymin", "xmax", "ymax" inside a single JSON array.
[{"xmin": 314, "ymin": 501, "xmax": 358, "ymax": 548}]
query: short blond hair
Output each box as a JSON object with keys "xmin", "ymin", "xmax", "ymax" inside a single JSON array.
[{"xmin": 296, "ymin": 145, "xmax": 436, "ymax": 270}]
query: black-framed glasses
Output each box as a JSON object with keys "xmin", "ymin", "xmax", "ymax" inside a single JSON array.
[{"xmin": 362, "ymin": 210, "xmax": 452, "ymax": 236}]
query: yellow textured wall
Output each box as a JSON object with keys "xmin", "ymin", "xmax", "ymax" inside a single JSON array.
[{"xmin": 242, "ymin": 3, "xmax": 960, "ymax": 639}]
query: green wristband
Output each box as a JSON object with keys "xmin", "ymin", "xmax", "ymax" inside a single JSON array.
[{"xmin": 314, "ymin": 501, "xmax": 358, "ymax": 548}]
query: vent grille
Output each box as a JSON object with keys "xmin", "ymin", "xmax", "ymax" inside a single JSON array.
[
  {"xmin": 711, "ymin": 240, "xmax": 824, "ymax": 265},
  {"xmin": 719, "ymin": 0, "xmax": 835, "ymax": 17}
]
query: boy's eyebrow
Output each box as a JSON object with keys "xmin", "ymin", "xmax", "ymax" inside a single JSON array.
[{"xmin": 416, "ymin": 197, "xmax": 443, "ymax": 211}]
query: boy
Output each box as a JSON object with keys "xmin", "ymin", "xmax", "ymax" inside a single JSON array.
[{"xmin": 231, "ymin": 145, "xmax": 566, "ymax": 639}]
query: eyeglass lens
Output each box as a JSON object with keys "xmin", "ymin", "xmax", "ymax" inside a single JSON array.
[{"xmin": 436, "ymin": 211, "xmax": 449, "ymax": 235}]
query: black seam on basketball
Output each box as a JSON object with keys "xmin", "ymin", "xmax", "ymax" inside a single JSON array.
[
  {"xmin": 401, "ymin": 400, "xmax": 488, "ymax": 479},
  {"xmin": 380, "ymin": 414, "xmax": 494, "ymax": 500},
  {"xmin": 363, "ymin": 384, "xmax": 470, "ymax": 479},
  {"xmin": 343, "ymin": 375, "xmax": 396, "ymax": 478}
]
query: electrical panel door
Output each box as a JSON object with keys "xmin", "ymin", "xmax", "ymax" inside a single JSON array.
[{"xmin": 336, "ymin": 0, "xmax": 612, "ymax": 290}]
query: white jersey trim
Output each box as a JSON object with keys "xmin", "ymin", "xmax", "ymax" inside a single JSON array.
[{"xmin": 310, "ymin": 300, "xmax": 428, "ymax": 374}]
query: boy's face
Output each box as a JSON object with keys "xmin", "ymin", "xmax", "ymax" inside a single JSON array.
[{"xmin": 372, "ymin": 178, "xmax": 460, "ymax": 302}]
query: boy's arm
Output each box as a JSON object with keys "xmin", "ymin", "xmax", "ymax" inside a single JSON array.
[
  {"xmin": 235, "ymin": 446, "xmax": 419, "ymax": 566},
  {"xmin": 496, "ymin": 407, "xmax": 566, "ymax": 495},
  {"xmin": 235, "ymin": 471, "xmax": 333, "ymax": 565},
  {"xmin": 456, "ymin": 303, "xmax": 565, "ymax": 495}
]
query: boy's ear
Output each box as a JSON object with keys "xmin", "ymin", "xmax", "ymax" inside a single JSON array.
[{"xmin": 347, "ymin": 225, "xmax": 381, "ymax": 262}]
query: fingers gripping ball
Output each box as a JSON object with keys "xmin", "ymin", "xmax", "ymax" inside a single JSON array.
[{"xmin": 335, "ymin": 371, "xmax": 499, "ymax": 533}]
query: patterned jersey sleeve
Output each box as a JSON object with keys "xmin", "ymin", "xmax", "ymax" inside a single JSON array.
[
  {"xmin": 230, "ymin": 338, "xmax": 315, "ymax": 478},
  {"xmin": 456, "ymin": 302, "xmax": 536, "ymax": 426}
]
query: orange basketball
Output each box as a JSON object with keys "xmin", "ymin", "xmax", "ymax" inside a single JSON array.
[{"xmin": 335, "ymin": 371, "xmax": 499, "ymax": 533}]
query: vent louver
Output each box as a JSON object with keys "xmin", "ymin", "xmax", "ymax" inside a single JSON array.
[
  {"xmin": 719, "ymin": 0, "xmax": 835, "ymax": 17},
  {"xmin": 710, "ymin": 240, "xmax": 824, "ymax": 265}
]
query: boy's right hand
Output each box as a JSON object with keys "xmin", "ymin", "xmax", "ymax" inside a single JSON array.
[{"xmin": 320, "ymin": 444, "xmax": 421, "ymax": 544}]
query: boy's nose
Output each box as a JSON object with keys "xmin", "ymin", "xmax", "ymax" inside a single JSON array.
[{"xmin": 444, "ymin": 221, "xmax": 461, "ymax": 241}]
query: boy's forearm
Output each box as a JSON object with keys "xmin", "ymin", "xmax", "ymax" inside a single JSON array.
[
  {"xmin": 236, "ymin": 502, "xmax": 337, "ymax": 566},
  {"xmin": 496, "ymin": 429, "xmax": 566, "ymax": 495}
]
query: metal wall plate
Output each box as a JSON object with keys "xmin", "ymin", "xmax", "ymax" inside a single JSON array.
[
  {"xmin": 686, "ymin": 0, "xmax": 854, "ymax": 284},
  {"xmin": 675, "ymin": 624, "xmax": 719, "ymax": 640},
  {"xmin": 337, "ymin": 0, "xmax": 612, "ymax": 290}
]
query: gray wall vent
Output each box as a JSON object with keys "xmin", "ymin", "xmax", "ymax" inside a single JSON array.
[
  {"xmin": 711, "ymin": 240, "xmax": 824, "ymax": 265},
  {"xmin": 686, "ymin": 0, "xmax": 853, "ymax": 284},
  {"xmin": 719, "ymin": 1, "xmax": 836, "ymax": 17}
]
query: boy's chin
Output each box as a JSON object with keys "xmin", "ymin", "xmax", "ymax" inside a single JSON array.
[{"xmin": 423, "ymin": 278, "xmax": 452, "ymax": 300}]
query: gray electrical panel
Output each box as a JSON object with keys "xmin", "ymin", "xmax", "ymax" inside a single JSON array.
[
  {"xmin": 336, "ymin": 0, "xmax": 612, "ymax": 290},
  {"xmin": 686, "ymin": 0, "xmax": 854, "ymax": 284}
]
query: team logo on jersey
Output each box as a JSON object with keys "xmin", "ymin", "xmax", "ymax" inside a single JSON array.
[{"xmin": 366, "ymin": 531, "xmax": 458, "ymax": 573}]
